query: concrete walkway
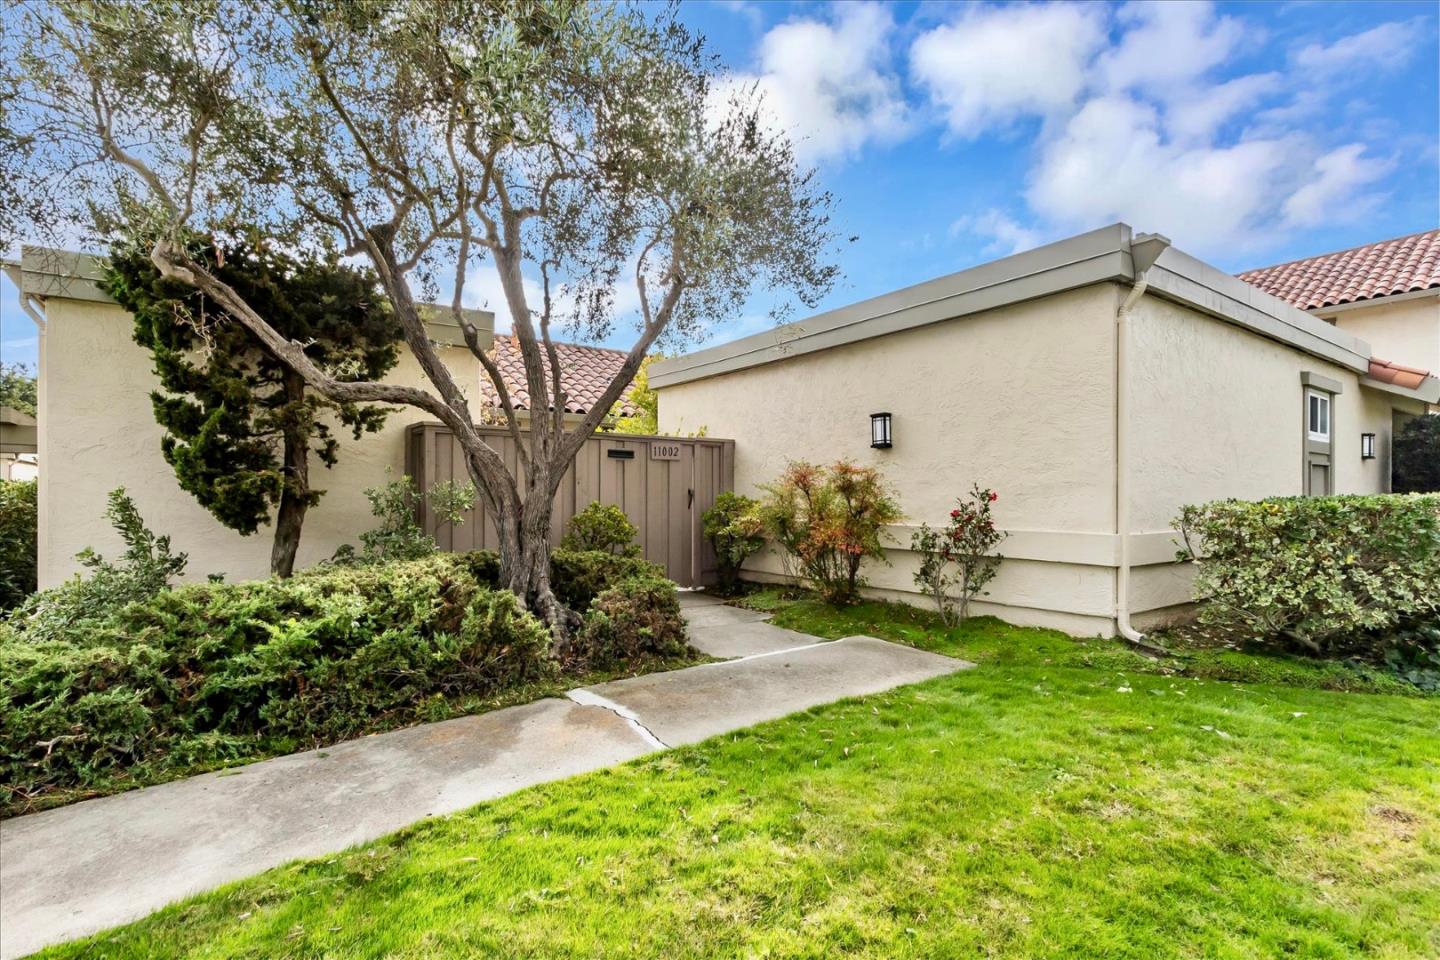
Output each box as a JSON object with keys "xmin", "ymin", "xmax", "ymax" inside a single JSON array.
[{"xmin": 0, "ymin": 593, "xmax": 969, "ymax": 959}]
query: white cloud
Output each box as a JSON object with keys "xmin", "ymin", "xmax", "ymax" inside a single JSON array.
[
  {"xmin": 909, "ymin": 3, "xmax": 1106, "ymax": 138},
  {"xmin": 461, "ymin": 262, "xmax": 538, "ymax": 335},
  {"xmin": 1165, "ymin": 72, "xmax": 1283, "ymax": 144},
  {"xmin": 1026, "ymin": 96, "xmax": 1296, "ymax": 253},
  {"xmin": 1294, "ymin": 20, "xmax": 1424, "ymax": 75},
  {"xmin": 1282, "ymin": 144, "xmax": 1392, "ymax": 227},
  {"xmin": 715, "ymin": 2, "xmax": 909, "ymax": 163},
  {"xmin": 1097, "ymin": 1, "xmax": 1245, "ymax": 94},
  {"xmin": 921, "ymin": 2, "xmax": 1419, "ymax": 258},
  {"xmin": 712, "ymin": 0, "xmax": 763, "ymax": 31},
  {"xmin": 461, "ymin": 256, "xmax": 647, "ymax": 340},
  {"xmin": 949, "ymin": 210, "xmax": 1048, "ymax": 256}
]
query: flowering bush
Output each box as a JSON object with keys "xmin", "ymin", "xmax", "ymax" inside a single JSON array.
[
  {"xmin": 1175, "ymin": 494, "xmax": 1440, "ymax": 656},
  {"xmin": 701, "ymin": 492, "xmax": 764, "ymax": 593},
  {"xmin": 911, "ymin": 485, "xmax": 1008, "ymax": 625},
  {"xmin": 759, "ymin": 460, "xmax": 902, "ymax": 604}
]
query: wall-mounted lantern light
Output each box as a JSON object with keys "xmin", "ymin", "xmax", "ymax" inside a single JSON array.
[
  {"xmin": 870, "ymin": 412, "xmax": 892, "ymax": 449},
  {"xmin": 1360, "ymin": 432, "xmax": 1376, "ymax": 460}
]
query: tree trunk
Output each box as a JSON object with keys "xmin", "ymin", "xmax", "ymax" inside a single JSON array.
[
  {"xmin": 489, "ymin": 458, "xmax": 581, "ymax": 649},
  {"xmin": 270, "ymin": 372, "xmax": 310, "ymax": 578}
]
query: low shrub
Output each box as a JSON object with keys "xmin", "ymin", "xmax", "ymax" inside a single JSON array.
[
  {"xmin": 561, "ymin": 501, "xmax": 640, "ymax": 556},
  {"xmin": 550, "ymin": 548, "xmax": 665, "ymax": 612},
  {"xmin": 574, "ymin": 576, "xmax": 691, "ymax": 669},
  {"xmin": 333, "ymin": 474, "xmax": 476, "ymax": 564},
  {"xmin": 10, "ymin": 488, "xmax": 188, "ymax": 644},
  {"xmin": 0, "ymin": 479, "xmax": 37, "ymax": 609},
  {"xmin": 702, "ymin": 492, "xmax": 764, "ymax": 594},
  {"xmin": 0, "ymin": 552, "xmax": 552, "ymax": 815},
  {"xmin": 759, "ymin": 460, "xmax": 902, "ymax": 604},
  {"xmin": 1375, "ymin": 617, "xmax": 1440, "ymax": 691},
  {"xmin": 1176, "ymin": 494, "xmax": 1440, "ymax": 657}
]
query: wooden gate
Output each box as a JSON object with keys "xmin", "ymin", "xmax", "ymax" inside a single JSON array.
[{"xmin": 405, "ymin": 423, "xmax": 735, "ymax": 587}]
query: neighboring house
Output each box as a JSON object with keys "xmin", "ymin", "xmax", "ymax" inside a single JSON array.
[
  {"xmin": 0, "ymin": 406, "xmax": 38, "ymax": 481},
  {"xmin": 1239, "ymin": 229, "xmax": 1439, "ymax": 404},
  {"xmin": 479, "ymin": 333, "xmax": 639, "ymax": 421},
  {"xmin": 2, "ymin": 248, "xmax": 636, "ymax": 588},
  {"xmin": 651, "ymin": 223, "xmax": 1440, "ymax": 638}
]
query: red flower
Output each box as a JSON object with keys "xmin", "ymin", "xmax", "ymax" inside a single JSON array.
[
  {"xmin": 950, "ymin": 509, "xmax": 961, "ymax": 518},
  {"xmin": 988, "ymin": 491, "xmax": 998, "ymax": 502}
]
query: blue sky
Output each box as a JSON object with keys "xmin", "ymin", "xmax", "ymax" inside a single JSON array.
[{"xmin": 3, "ymin": 0, "xmax": 1437, "ymax": 367}]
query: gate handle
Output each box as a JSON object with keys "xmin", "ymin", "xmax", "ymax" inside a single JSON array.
[{"xmin": 688, "ymin": 488, "xmax": 694, "ymax": 508}]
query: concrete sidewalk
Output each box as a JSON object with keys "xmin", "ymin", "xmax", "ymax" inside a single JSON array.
[{"xmin": 0, "ymin": 594, "xmax": 969, "ymax": 959}]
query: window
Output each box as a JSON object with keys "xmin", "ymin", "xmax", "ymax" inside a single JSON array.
[{"xmin": 1307, "ymin": 390, "xmax": 1330, "ymax": 442}]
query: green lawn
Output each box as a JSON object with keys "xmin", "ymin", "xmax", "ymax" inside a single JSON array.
[{"xmin": 38, "ymin": 595, "xmax": 1440, "ymax": 959}]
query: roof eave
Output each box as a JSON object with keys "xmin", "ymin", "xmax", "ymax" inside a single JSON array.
[
  {"xmin": 1359, "ymin": 374, "xmax": 1440, "ymax": 404},
  {"xmin": 652, "ymin": 224, "xmax": 1373, "ymax": 390},
  {"xmin": 1309, "ymin": 286, "xmax": 1440, "ymax": 316}
]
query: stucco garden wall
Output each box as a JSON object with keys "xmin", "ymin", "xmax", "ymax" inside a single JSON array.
[
  {"xmin": 658, "ymin": 283, "xmax": 1125, "ymax": 634},
  {"xmin": 37, "ymin": 297, "xmax": 482, "ymax": 587},
  {"xmin": 1326, "ymin": 295, "xmax": 1440, "ymax": 378}
]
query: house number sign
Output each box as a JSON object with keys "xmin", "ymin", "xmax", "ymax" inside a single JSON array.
[{"xmin": 650, "ymin": 441, "xmax": 682, "ymax": 461}]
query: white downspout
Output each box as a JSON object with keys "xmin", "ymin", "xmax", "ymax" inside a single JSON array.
[
  {"xmin": 4, "ymin": 261, "xmax": 49, "ymax": 588},
  {"xmin": 1115, "ymin": 233, "xmax": 1170, "ymax": 648},
  {"xmin": 18, "ymin": 293, "xmax": 47, "ymax": 330},
  {"xmin": 2, "ymin": 262, "xmax": 47, "ymax": 331}
]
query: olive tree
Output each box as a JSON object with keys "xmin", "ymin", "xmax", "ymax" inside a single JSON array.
[{"xmin": 3, "ymin": 0, "xmax": 839, "ymax": 642}]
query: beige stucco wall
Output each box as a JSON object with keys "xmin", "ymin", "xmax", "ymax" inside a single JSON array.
[
  {"xmin": 659, "ymin": 281, "xmax": 1422, "ymax": 636},
  {"xmin": 658, "ymin": 283, "xmax": 1123, "ymax": 634},
  {"xmin": 37, "ymin": 297, "xmax": 483, "ymax": 587},
  {"xmin": 1324, "ymin": 294, "xmax": 1440, "ymax": 377},
  {"xmin": 1126, "ymin": 292, "xmax": 1425, "ymax": 614}
]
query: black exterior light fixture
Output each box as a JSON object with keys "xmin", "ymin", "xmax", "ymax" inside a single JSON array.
[
  {"xmin": 1360, "ymin": 432, "xmax": 1376, "ymax": 460},
  {"xmin": 870, "ymin": 412, "xmax": 892, "ymax": 449}
]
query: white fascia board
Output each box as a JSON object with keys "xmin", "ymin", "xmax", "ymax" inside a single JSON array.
[
  {"xmin": 1310, "ymin": 287, "xmax": 1440, "ymax": 317},
  {"xmin": 651, "ymin": 224, "xmax": 1136, "ymax": 389},
  {"xmin": 13, "ymin": 244, "xmax": 495, "ymax": 344},
  {"xmin": 1359, "ymin": 374, "xmax": 1440, "ymax": 404},
  {"xmin": 19, "ymin": 246, "xmax": 115, "ymax": 304},
  {"xmin": 1143, "ymin": 246, "xmax": 1371, "ymax": 373},
  {"xmin": 653, "ymin": 223, "xmax": 1375, "ymax": 389}
]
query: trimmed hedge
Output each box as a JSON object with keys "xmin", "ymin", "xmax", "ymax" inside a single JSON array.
[
  {"xmin": 0, "ymin": 553, "xmax": 551, "ymax": 814},
  {"xmin": 575, "ymin": 576, "xmax": 694, "ymax": 669},
  {"xmin": 0, "ymin": 480, "xmax": 37, "ymax": 610},
  {"xmin": 1177, "ymin": 494, "xmax": 1440, "ymax": 655},
  {"xmin": 550, "ymin": 548, "xmax": 666, "ymax": 612}
]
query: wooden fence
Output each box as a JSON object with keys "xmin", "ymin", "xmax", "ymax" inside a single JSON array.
[{"xmin": 405, "ymin": 423, "xmax": 735, "ymax": 587}]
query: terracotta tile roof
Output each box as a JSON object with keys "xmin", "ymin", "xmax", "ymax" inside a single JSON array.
[
  {"xmin": 480, "ymin": 335, "xmax": 637, "ymax": 416},
  {"xmin": 1367, "ymin": 357, "xmax": 1432, "ymax": 391},
  {"xmin": 1237, "ymin": 229, "xmax": 1440, "ymax": 311}
]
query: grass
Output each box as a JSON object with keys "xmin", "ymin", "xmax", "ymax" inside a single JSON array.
[
  {"xmin": 34, "ymin": 594, "xmax": 1440, "ymax": 959},
  {"xmin": 737, "ymin": 586, "xmax": 1425, "ymax": 696}
]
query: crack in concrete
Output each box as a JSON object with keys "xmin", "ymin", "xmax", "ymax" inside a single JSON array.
[{"xmin": 565, "ymin": 689, "xmax": 669, "ymax": 750}]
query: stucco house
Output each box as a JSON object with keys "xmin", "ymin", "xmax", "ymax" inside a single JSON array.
[
  {"xmin": 3, "ymin": 248, "xmax": 638, "ymax": 587},
  {"xmin": 651, "ymin": 223, "xmax": 1440, "ymax": 638},
  {"xmin": 1239, "ymin": 229, "xmax": 1439, "ymax": 386}
]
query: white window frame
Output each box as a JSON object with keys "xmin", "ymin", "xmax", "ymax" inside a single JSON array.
[{"xmin": 1307, "ymin": 389, "xmax": 1331, "ymax": 443}]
